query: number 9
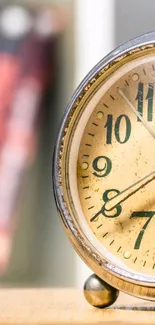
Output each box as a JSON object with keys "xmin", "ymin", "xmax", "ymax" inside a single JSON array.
[{"xmin": 92, "ymin": 156, "xmax": 112, "ymax": 178}]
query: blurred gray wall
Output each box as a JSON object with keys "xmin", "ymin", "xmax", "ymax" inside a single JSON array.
[{"xmin": 115, "ymin": 0, "xmax": 155, "ymax": 46}]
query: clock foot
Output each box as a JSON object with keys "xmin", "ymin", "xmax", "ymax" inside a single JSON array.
[{"xmin": 83, "ymin": 273, "xmax": 119, "ymax": 308}]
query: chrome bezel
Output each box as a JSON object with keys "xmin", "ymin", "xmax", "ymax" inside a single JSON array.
[{"xmin": 53, "ymin": 31, "xmax": 155, "ymax": 300}]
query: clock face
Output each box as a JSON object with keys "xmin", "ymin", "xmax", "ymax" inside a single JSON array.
[{"xmin": 75, "ymin": 54, "xmax": 155, "ymax": 276}]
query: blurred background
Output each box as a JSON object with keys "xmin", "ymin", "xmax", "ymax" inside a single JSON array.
[{"xmin": 0, "ymin": 0, "xmax": 155, "ymax": 288}]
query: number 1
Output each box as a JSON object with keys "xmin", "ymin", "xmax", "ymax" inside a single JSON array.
[
  {"xmin": 136, "ymin": 82, "xmax": 143, "ymax": 121},
  {"xmin": 146, "ymin": 83, "xmax": 154, "ymax": 121},
  {"xmin": 136, "ymin": 83, "xmax": 154, "ymax": 121}
]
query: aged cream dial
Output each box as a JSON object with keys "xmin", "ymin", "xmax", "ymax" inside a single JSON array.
[
  {"xmin": 54, "ymin": 32, "xmax": 155, "ymax": 301},
  {"xmin": 77, "ymin": 55, "xmax": 155, "ymax": 276}
]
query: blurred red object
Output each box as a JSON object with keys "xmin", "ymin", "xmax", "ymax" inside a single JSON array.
[{"xmin": 0, "ymin": 4, "xmax": 68, "ymax": 274}]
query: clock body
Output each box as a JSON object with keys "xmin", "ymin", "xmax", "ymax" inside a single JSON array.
[{"xmin": 53, "ymin": 31, "xmax": 155, "ymax": 300}]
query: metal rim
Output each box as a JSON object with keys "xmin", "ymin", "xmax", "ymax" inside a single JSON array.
[{"xmin": 53, "ymin": 31, "xmax": 155, "ymax": 300}]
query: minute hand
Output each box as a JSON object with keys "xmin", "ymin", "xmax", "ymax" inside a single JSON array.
[
  {"xmin": 118, "ymin": 88, "xmax": 155, "ymax": 139},
  {"xmin": 104, "ymin": 170, "xmax": 155, "ymax": 212}
]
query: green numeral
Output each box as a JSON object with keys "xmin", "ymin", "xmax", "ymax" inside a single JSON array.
[
  {"xmin": 92, "ymin": 156, "xmax": 112, "ymax": 178},
  {"xmin": 104, "ymin": 115, "xmax": 113, "ymax": 144},
  {"xmin": 136, "ymin": 83, "xmax": 154, "ymax": 121},
  {"xmin": 136, "ymin": 82, "xmax": 143, "ymax": 121},
  {"xmin": 104, "ymin": 114, "xmax": 131, "ymax": 144},
  {"xmin": 146, "ymin": 83, "xmax": 154, "ymax": 121},
  {"xmin": 102, "ymin": 189, "xmax": 122, "ymax": 218},
  {"xmin": 130, "ymin": 211, "xmax": 155, "ymax": 249},
  {"xmin": 115, "ymin": 115, "xmax": 131, "ymax": 143}
]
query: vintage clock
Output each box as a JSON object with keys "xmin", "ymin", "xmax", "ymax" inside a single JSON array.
[{"xmin": 53, "ymin": 31, "xmax": 155, "ymax": 308}]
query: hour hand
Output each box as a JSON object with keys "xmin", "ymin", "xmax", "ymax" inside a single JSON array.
[{"xmin": 104, "ymin": 170, "xmax": 155, "ymax": 212}]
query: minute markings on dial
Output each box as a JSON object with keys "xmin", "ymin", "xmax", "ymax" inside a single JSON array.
[
  {"xmin": 97, "ymin": 224, "xmax": 103, "ymax": 229},
  {"xmin": 88, "ymin": 133, "xmax": 95, "ymax": 137},
  {"xmin": 134, "ymin": 257, "xmax": 137, "ymax": 264},
  {"xmin": 103, "ymin": 103, "xmax": 109, "ymax": 108},
  {"xmin": 88, "ymin": 206, "xmax": 95, "ymax": 210},
  {"xmin": 103, "ymin": 232, "xmax": 108, "ymax": 238},
  {"xmin": 143, "ymin": 68, "xmax": 146, "ymax": 75},
  {"xmin": 110, "ymin": 94, "xmax": 115, "ymax": 100},
  {"xmin": 125, "ymin": 80, "xmax": 129, "ymax": 86},
  {"xmin": 76, "ymin": 57, "xmax": 155, "ymax": 275}
]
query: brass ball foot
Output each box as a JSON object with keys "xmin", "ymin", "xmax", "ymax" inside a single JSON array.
[{"xmin": 84, "ymin": 274, "xmax": 119, "ymax": 308}]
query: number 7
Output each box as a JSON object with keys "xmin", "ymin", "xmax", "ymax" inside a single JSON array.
[{"xmin": 130, "ymin": 211, "xmax": 155, "ymax": 249}]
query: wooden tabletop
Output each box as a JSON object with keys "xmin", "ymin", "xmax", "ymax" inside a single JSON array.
[{"xmin": 0, "ymin": 289, "xmax": 155, "ymax": 324}]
